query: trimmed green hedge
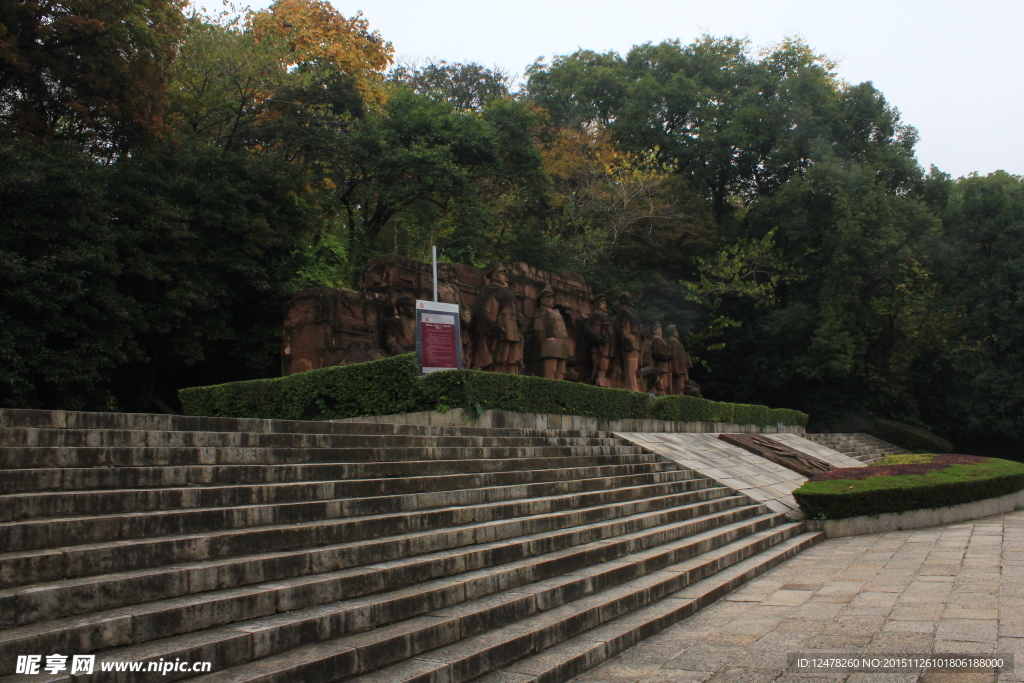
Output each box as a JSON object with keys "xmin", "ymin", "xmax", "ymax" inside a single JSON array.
[
  {"xmin": 178, "ymin": 353, "xmax": 808, "ymax": 425},
  {"xmin": 420, "ymin": 369, "xmax": 648, "ymax": 421},
  {"xmin": 793, "ymin": 457, "xmax": 1024, "ymax": 519},
  {"xmin": 650, "ymin": 396, "xmax": 807, "ymax": 427},
  {"xmin": 178, "ymin": 354, "xmax": 423, "ymax": 420}
]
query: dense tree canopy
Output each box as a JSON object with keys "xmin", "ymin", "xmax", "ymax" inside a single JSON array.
[{"xmin": 1, "ymin": 2, "xmax": 1021, "ymax": 456}]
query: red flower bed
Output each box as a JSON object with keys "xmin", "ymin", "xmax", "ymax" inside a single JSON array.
[{"xmin": 808, "ymin": 454, "xmax": 988, "ymax": 482}]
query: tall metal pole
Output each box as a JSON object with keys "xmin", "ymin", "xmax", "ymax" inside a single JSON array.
[{"xmin": 432, "ymin": 245, "xmax": 438, "ymax": 302}]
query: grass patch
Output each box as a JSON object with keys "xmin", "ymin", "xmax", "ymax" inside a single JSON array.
[
  {"xmin": 793, "ymin": 455, "xmax": 1024, "ymax": 519},
  {"xmin": 873, "ymin": 453, "xmax": 936, "ymax": 466}
]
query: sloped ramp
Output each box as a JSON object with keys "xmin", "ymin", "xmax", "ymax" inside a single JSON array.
[{"xmin": 613, "ymin": 433, "xmax": 865, "ymax": 513}]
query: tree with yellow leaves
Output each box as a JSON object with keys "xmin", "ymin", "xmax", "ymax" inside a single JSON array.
[
  {"xmin": 168, "ymin": 0, "xmax": 393, "ymax": 151},
  {"xmin": 250, "ymin": 0, "xmax": 393, "ymax": 107}
]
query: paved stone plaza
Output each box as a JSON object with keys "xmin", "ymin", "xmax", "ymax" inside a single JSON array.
[{"xmin": 572, "ymin": 510, "xmax": 1024, "ymax": 683}]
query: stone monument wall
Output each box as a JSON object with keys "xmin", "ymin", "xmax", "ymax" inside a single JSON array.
[{"xmin": 283, "ymin": 255, "xmax": 595, "ymax": 376}]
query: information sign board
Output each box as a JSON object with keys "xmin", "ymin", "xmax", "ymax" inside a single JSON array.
[{"xmin": 415, "ymin": 300, "xmax": 462, "ymax": 374}]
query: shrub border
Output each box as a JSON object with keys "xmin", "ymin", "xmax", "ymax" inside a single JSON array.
[
  {"xmin": 178, "ymin": 353, "xmax": 809, "ymax": 426},
  {"xmin": 793, "ymin": 458, "xmax": 1024, "ymax": 519}
]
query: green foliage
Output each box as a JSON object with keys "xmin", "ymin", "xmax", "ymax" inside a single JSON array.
[
  {"xmin": 650, "ymin": 395, "xmax": 807, "ymax": 426},
  {"xmin": 794, "ymin": 458, "xmax": 1024, "ymax": 519},
  {"xmin": 179, "ymin": 354, "xmax": 422, "ymax": 420},
  {"xmin": 179, "ymin": 355, "xmax": 799, "ymax": 424},
  {"xmin": 108, "ymin": 142, "xmax": 318, "ymax": 400},
  {"xmin": 389, "ymin": 60, "xmax": 513, "ymax": 112},
  {"xmin": 0, "ymin": 0, "xmax": 184, "ymax": 153},
  {"xmin": 0, "ymin": 139, "xmax": 133, "ymax": 408},
  {"xmin": 921, "ymin": 171, "xmax": 1024, "ymax": 451},
  {"xmin": 870, "ymin": 419, "xmax": 954, "ymax": 453},
  {"xmin": 768, "ymin": 408, "xmax": 811, "ymax": 427},
  {"xmin": 418, "ymin": 370, "xmax": 650, "ymax": 421}
]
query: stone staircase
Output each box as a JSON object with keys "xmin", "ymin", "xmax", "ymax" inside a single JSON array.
[
  {"xmin": 0, "ymin": 409, "xmax": 824, "ymax": 683},
  {"xmin": 803, "ymin": 432, "xmax": 911, "ymax": 463}
]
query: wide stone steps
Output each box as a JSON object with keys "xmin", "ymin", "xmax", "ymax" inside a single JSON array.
[
  {"xmin": 1, "ymin": 499, "xmax": 759, "ymax": 630},
  {"xmin": 472, "ymin": 532, "xmax": 819, "ymax": 683},
  {"xmin": 195, "ymin": 524, "xmax": 817, "ymax": 683},
  {"xmin": 0, "ymin": 409, "xmax": 821, "ymax": 683},
  {"xmin": 0, "ymin": 444, "xmax": 647, "ymax": 470},
  {"xmin": 0, "ymin": 468, "xmax": 702, "ymax": 520},
  {"xmin": 0, "ymin": 485, "xmax": 736, "ymax": 589},
  {"xmin": 803, "ymin": 432, "xmax": 911, "ymax": 463},
  {"xmin": 0, "ymin": 508, "xmax": 777, "ymax": 677},
  {"xmin": 1, "ymin": 477, "xmax": 725, "ymax": 554},
  {"xmin": 0, "ymin": 429, "xmax": 631, "ymax": 452},
  {"xmin": 1, "ymin": 456, "xmax": 674, "ymax": 494}
]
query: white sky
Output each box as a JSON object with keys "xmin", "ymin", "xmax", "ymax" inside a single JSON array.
[{"xmin": 204, "ymin": 0, "xmax": 1022, "ymax": 179}]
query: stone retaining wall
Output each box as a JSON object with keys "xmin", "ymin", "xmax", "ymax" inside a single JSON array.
[
  {"xmin": 805, "ymin": 488, "xmax": 1024, "ymax": 538},
  {"xmin": 335, "ymin": 407, "xmax": 806, "ymax": 434}
]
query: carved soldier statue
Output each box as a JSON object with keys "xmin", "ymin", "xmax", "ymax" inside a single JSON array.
[
  {"xmin": 383, "ymin": 296, "xmax": 416, "ymax": 356},
  {"xmin": 666, "ymin": 324, "xmax": 692, "ymax": 396},
  {"xmin": 472, "ymin": 263, "xmax": 523, "ymax": 374},
  {"xmin": 532, "ymin": 286, "xmax": 570, "ymax": 380},
  {"xmin": 615, "ymin": 292, "xmax": 643, "ymax": 392},
  {"xmin": 582, "ymin": 294, "xmax": 615, "ymax": 387},
  {"xmin": 436, "ymin": 264, "xmax": 472, "ymax": 363},
  {"xmin": 650, "ymin": 322, "xmax": 673, "ymax": 395}
]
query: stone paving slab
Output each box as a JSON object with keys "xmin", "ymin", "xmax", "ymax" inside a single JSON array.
[
  {"xmin": 570, "ymin": 509, "xmax": 1024, "ymax": 683},
  {"xmin": 613, "ymin": 434, "xmax": 864, "ymax": 513}
]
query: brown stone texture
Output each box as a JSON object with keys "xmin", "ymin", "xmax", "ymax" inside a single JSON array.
[{"xmin": 284, "ymin": 255, "xmax": 596, "ymax": 377}]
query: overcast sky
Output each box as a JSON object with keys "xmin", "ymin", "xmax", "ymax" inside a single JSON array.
[{"xmin": 207, "ymin": 0, "xmax": 1022, "ymax": 179}]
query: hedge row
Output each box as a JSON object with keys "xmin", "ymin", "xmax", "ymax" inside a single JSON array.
[
  {"xmin": 793, "ymin": 456, "xmax": 1024, "ymax": 519},
  {"xmin": 649, "ymin": 395, "xmax": 808, "ymax": 427},
  {"xmin": 178, "ymin": 353, "xmax": 809, "ymax": 425},
  {"xmin": 178, "ymin": 354, "xmax": 423, "ymax": 420},
  {"xmin": 420, "ymin": 368, "xmax": 649, "ymax": 421}
]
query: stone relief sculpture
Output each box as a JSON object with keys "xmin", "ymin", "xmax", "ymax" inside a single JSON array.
[
  {"xmin": 532, "ymin": 286, "xmax": 571, "ymax": 380},
  {"xmin": 582, "ymin": 294, "xmax": 615, "ymax": 387},
  {"xmin": 614, "ymin": 292, "xmax": 643, "ymax": 392},
  {"xmin": 650, "ymin": 322, "xmax": 673, "ymax": 396},
  {"xmin": 666, "ymin": 324, "xmax": 692, "ymax": 396},
  {"xmin": 285, "ymin": 253, "xmax": 703, "ymax": 394},
  {"xmin": 436, "ymin": 264, "xmax": 472, "ymax": 363},
  {"xmin": 471, "ymin": 263, "xmax": 523, "ymax": 374},
  {"xmin": 382, "ymin": 296, "xmax": 416, "ymax": 356}
]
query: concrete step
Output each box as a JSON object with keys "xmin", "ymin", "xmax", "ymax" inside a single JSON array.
[
  {"xmin": 185, "ymin": 524, "xmax": 809, "ymax": 683},
  {"xmin": 0, "ymin": 468, "xmax": 702, "ymax": 521},
  {"xmin": 0, "ymin": 478, "xmax": 723, "ymax": 553},
  {"xmin": 0, "ymin": 486, "xmax": 738, "ymax": 588},
  {"xmin": 474, "ymin": 531, "xmax": 823, "ymax": 683},
  {"xmin": 0, "ymin": 410, "xmax": 823, "ymax": 683},
  {"xmin": 0, "ymin": 444, "xmax": 647, "ymax": 469},
  {"xmin": 1, "ymin": 459, "xmax": 677, "ymax": 495},
  {"xmin": 0, "ymin": 508, "xmax": 773, "ymax": 669},
  {"xmin": 804, "ymin": 433, "xmax": 911, "ymax": 461},
  {"xmin": 0, "ymin": 408, "xmax": 618, "ymax": 439},
  {"xmin": 0, "ymin": 427, "xmax": 631, "ymax": 450},
  {"xmin": 0, "ymin": 499, "xmax": 762, "ymax": 630}
]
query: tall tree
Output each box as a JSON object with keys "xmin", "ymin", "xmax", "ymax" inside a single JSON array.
[
  {"xmin": 922, "ymin": 171, "xmax": 1024, "ymax": 449},
  {"xmin": 0, "ymin": 0, "xmax": 184, "ymax": 153},
  {"xmin": 0, "ymin": 139, "xmax": 133, "ymax": 408}
]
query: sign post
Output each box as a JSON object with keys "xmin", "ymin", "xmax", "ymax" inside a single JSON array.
[{"xmin": 416, "ymin": 300, "xmax": 462, "ymax": 374}]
